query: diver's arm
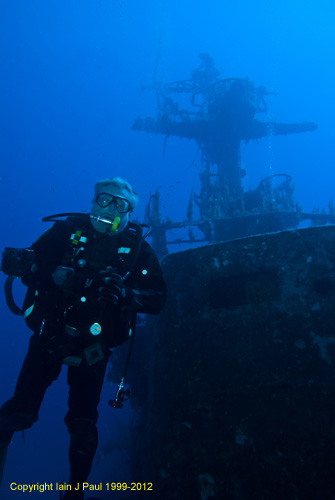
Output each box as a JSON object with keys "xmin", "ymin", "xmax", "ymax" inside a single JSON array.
[{"xmin": 21, "ymin": 221, "xmax": 71, "ymax": 290}]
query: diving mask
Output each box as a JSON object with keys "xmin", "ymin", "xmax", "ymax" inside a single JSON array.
[{"xmin": 95, "ymin": 193, "xmax": 131, "ymax": 214}]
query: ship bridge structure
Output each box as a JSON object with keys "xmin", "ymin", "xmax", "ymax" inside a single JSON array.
[{"xmin": 133, "ymin": 54, "xmax": 328, "ymax": 257}]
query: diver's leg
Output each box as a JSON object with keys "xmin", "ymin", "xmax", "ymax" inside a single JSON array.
[
  {"xmin": 63, "ymin": 354, "xmax": 108, "ymax": 499},
  {"xmin": 0, "ymin": 333, "xmax": 63, "ymax": 485}
]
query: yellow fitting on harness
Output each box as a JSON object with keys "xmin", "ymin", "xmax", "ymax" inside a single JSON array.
[
  {"xmin": 111, "ymin": 217, "xmax": 121, "ymax": 232},
  {"xmin": 72, "ymin": 230, "xmax": 82, "ymax": 245}
]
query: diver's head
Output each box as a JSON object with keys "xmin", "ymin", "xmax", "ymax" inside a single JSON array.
[{"xmin": 90, "ymin": 177, "xmax": 139, "ymax": 235}]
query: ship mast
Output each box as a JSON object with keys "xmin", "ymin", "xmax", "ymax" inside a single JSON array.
[{"xmin": 133, "ymin": 54, "xmax": 319, "ymax": 256}]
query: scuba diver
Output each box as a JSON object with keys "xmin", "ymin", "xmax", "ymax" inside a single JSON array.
[{"xmin": 0, "ymin": 177, "xmax": 166, "ymax": 499}]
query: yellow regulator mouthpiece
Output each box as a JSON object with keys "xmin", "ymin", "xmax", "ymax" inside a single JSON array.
[{"xmin": 111, "ymin": 217, "xmax": 121, "ymax": 232}]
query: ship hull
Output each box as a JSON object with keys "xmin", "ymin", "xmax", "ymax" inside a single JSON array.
[{"xmin": 138, "ymin": 225, "xmax": 335, "ymax": 499}]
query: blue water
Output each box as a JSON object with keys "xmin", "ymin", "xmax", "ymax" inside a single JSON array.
[{"xmin": 1, "ymin": 0, "xmax": 334, "ymax": 498}]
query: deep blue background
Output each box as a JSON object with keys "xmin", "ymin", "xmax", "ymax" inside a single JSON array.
[{"xmin": 0, "ymin": 0, "xmax": 334, "ymax": 497}]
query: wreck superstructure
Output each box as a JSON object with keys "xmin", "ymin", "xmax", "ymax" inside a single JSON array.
[{"xmin": 133, "ymin": 54, "xmax": 332, "ymax": 256}]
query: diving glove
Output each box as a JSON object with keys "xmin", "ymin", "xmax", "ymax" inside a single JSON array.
[{"xmin": 96, "ymin": 271, "xmax": 135, "ymax": 307}]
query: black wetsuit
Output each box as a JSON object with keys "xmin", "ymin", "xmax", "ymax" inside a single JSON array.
[{"xmin": 0, "ymin": 215, "xmax": 166, "ymax": 496}]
